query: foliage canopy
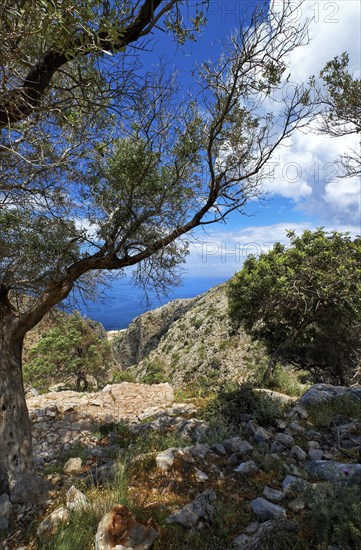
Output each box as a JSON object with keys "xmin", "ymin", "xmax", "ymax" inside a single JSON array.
[
  {"xmin": 228, "ymin": 229, "xmax": 361, "ymax": 384},
  {"xmin": 24, "ymin": 311, "xmax": 112, "ymax": 391}
]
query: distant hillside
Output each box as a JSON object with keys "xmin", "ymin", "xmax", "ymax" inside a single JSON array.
[{"xmin": 111, "ymin": 283, "xmax": 269, "ymax": 388}]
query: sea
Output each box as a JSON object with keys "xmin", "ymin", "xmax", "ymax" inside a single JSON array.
[{"xmin": 78, "ymin": 276, "xmax": 227, "ymax": 330}]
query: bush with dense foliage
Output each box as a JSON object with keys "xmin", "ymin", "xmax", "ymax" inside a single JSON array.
[
  {"xmin": 228, "ymin": 229, "xmax": 361, "ymax": 384},
  {"xmin": 203, "ymin": 382, "xmax": 284, "ymax": 432},
  {"xmin": 24, "ymin": 311, "xmax": 113, "ymax": 391},
  {"xmin": 305, "ymin": 480, "xmax": 361, "ymax": 549}
]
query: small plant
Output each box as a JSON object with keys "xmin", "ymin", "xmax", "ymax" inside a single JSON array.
[
  {"xmin": 41, "ymin": 458, "xmax": 131, "ymax": 550},
  {"xmin": 40, "ymin": 506, "xmax": 100, "ymax": 550},
  {"xmin": 112, "ymin": 370, "xmax": 137, "ymax": 384},
  {"xmin": 140, "ymin": 359, "xmax": 168, "ymax": 385},
  {"xmin": 64, "ymin": 442, "xmax": 86, "ymax": 461},
  {"xmin": 43, "ymin": 461, "xmax": 63, "ymax": 475},
  {"xmin": 97, "ymin": 420, "xmax": 133, "ymax": 443},
  {"xmin": 261, "ymin": 531, "xmax": 307, "ymax": 550},
  {"xmin": 264, "ymin": 364, "xmax": 308, "ymax": 397},
  {"xmin": 191, "ymin": 317, "xmax": 203, "ymax": 330},
  {"xmin": 305, "ymin": 480, "xmax": 361, "ymax": 549}
]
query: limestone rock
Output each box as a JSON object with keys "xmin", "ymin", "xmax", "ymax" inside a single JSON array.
[
  {"xmin": 165, "ymin": 490, "xmax": 217, "ymax": 527},
  {"xmin": 290, "ymin": 446, "xmax": 307, "ymax": 461},
  {"xmin": 66, "ymin": 486, "xmax": 90, "ymax": 512},
  {"xmin": 63, "ymin": 457, "xmax": 83, "ymax": 475},
  {"xmin": 111, "ymin": 298, "xmax": 195, "ymax": 368},
  {"xmin": 262, "ymin": 486, "xmax": 284, "ymax": 503},
  {"xmin": 253, "ymin": 427, "xmax": 271, "ymax": 443},
  {"xmin": 223, "ymin": 437, "xmax": 244, "ymax": 453},
  {"xmin": 275, "ymin": 433, "xmax": 294, "ymax": 449},
  {"xmin": 307, "ymin": 448, "xmax": 323, "ymax": 461},
  {"xmin": 305, "ymin": 460, "xmax": 361, "ymax": 481},
  {"xmin": 282, "ymin": 475, "xmax": 309, "ymax": 495},
  {"xmin": 127, "ymin": 284, "xmax": 267, "ymax": 388},
  {"xmin": 211, "ymin": 443, "xmax": 226, "ymax": 456},
  {"xmin": 238, "ymin": 441, "xmax": 254, "ymax": 455},
  {"xmin": 234, "ymin": 461, "xmax": 259, "ymax": 475},
  {"xmin": 298, "ymin": 384, "xmax": 361, "ymax": 407},
  {"xmin": 194, "ymin": 469, "xmax": 209, "ymax": 482},
  {"xmin": 95, "ymin": 504, "xmax": 160, "ymax": 550},
  {"xmin": 156, "ymin": 448, "xmax": 177, "ymax": 471},
  {"xmin": 287, "ymin": 497, "xmax": 305, "ymax": 512},
  {"xmin": 250, "ymin": 498, "xmax": 287, "ymax": 521},
  {"xmin": 37, "ymin": 507, "xmax": 69, "ymax": 541},
  {"xmin": 233, "ymin": 519, "xmax": 299, "ymax": 549}
]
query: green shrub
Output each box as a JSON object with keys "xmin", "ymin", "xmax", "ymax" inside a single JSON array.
[
  {"xmin": 261, "ymin": 531, "xmax": 306, "ymax": 550},
  {"xmin": 228, "ymin": 229, "xmax": 361, "ymax": 385},
  {"xmin": 307, "ymin": 395, "xmax": 361, "ymax": 429},
  {"xmin": 264, "ymin": 364, "xmax": 308, "ymax": 397},
  {"xmin": 305, "ymin": 480, "xmax": 361, "ymax": 549},
  {"xmin": 24, "ymin": 311, "xmax": 112, "ymax": 392},
  {"xmin": 140, "ymin": 359, "xmax": 168, "ymax": 384},
  {"xmin": 202, "ymin": 382, "xmax": 284, "ymax": 431},
  {"xmin": 112, "ymin": 370, "xmax": 137, "ymax": 383}
]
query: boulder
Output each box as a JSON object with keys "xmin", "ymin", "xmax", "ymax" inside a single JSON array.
[
  {"xmin": 298, "ymin": 384, "xmax": 361, "ymax": 407},
  {"xmin": 95, "ymin": 504, "xmax": 160, "ymax": 550},
  {"xmin": 290, "ymin": 446, "xmax": 307, "ymax": 462},
  {"xmin": 194, "ymin": 469, "xmax": 209, "ymax": 482},
  {"xmin": 66, "ymin": 486, "xmax": 90, "ymax": 512},
  {"xmin": 234, "ymin": 461, "xmax": 259, "ymax": 475},
  {"xmin": 282, "ymin": 475, "xmax": 309, "ymax": 495},
  {"xmin": 275, "ymin": 433, "xmax": 294, "ymax": 449},
  {"xmin": 253, "ymin": 427, "xmax": 271, "ymax": 444},
  {"xmin": 305, "ymin": 460, "xmax": 361, "ymax": 481},
  {"xmin": 156, "ymin": 448, "xmax": 177, "ymax": 471},
  {"xmin": 165, "ymin": 490, "xmax": 216, "ymax": 527},
  {"xmin": 263, "ymin": 486, "xmax": 284, "ymax": 503},
  {"xmin": 63, "ymin": 457, "xmax": 83, "ymax": 475},
  {"xmin": 250, "ymin": 498, "xmax": 286, "ymax": 521}
]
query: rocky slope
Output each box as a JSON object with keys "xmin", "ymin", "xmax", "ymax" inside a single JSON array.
[
  {"xmin": 111, "ymin": 297, "xmax": 197, "ymax": 368},
  {"xmin": 3, "ymin": 383, "xmax": 361, "ymax": 549},
  {"xmin": 112, "ymin": 283, "xmax": 268, "ymax": 388}
]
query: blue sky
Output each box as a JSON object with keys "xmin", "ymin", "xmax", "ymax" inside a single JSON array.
[
  {"xmin": 81, "ymin": 0, "xmax": 360, "ymax": 327},
  {"xmin": 138, "ymin": 0, "xmax": 361, "ymax": 279}
]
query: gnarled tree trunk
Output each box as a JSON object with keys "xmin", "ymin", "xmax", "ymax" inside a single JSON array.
[{"xmin": 0, "ymin": 308, "xmax": 48, "ymax": 503}]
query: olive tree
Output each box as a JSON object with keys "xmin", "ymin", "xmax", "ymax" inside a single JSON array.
[{"xmin": 0, "ymin": 0, "xmax": 317, "ymax": 502}]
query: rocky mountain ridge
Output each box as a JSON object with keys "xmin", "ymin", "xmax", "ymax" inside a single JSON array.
[{"xmin": 111, "ymin": 283, "xmax": 268, "ymax": 388}]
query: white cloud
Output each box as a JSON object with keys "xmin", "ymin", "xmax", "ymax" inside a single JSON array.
[
  {"xmin": 185, "ymin": 220, "xmax": 360, "ymax": 276},
  {"xmin": 262, "ymin": 0, "xmax": 361, "ymax": 224}
]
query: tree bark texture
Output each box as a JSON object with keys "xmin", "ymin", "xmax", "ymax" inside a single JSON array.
[{"xmin": 0, "ymin": 309, "xmax": 47, "ymax": 503}]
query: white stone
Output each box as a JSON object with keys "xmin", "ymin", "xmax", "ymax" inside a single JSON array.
[
  {"xmin": 234, "ymin": 461, "xmax": 259, "ymax": 475},
  {"xmin": 194, "ymin": 469, "xmax": 209, "ymax": 482},
  {"xmin": 63, "ymin": 457, "xmax": 83, "ymax": 475},
  {"xmin": 156, "ymin": 448, "xmax": 176, "ymax": 471},
  {"xmin": 66, "ymin": 486, "xmax": 90, "ymax": 512}
]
